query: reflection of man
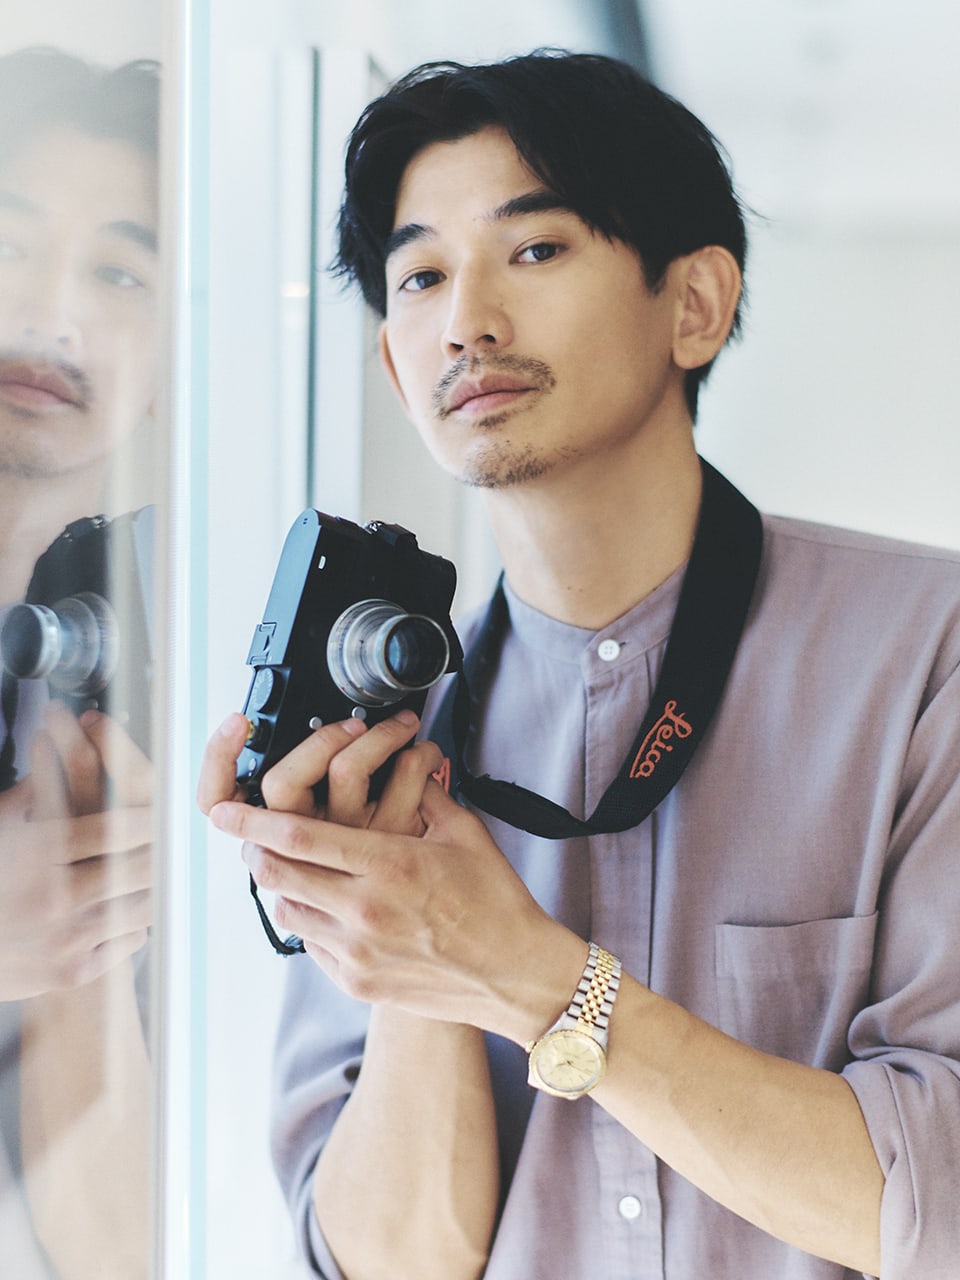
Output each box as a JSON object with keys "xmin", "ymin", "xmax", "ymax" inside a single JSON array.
[
  {"xmin": 0, "ymin": 47, "xmax": 159, "ymax": 1280},
  {"xmin": 201, "ymin": 53, "xmax": 960, "ymax": 1280}
]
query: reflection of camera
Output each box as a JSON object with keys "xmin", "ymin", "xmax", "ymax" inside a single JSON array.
[
  {"xmin": 236, "ymin": 510, "xmax": 462, "ymax": 802},
  {"xmin": 0, "ymin": 509, "xmax": 153, "ymax": 755}
]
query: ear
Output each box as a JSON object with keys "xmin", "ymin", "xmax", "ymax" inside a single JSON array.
[
  {"xmin": 377, "ymin": 322, "xmax": 410, "ymax": 413},
  {"xmin": 670, "ymin": 245, "xmax": 742, "ymax": 372}
]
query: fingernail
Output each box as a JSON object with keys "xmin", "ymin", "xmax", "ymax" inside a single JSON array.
[
  {"xmin": 395, "ymin": 709, "xmax": 419, "ymax": 726},
  {"xmin": 340, "ymin": 717, "xmax": 367, "ymax": 736},
  {"xmin": 209, "ymin": 802, "xmax": 232, "ymax": 829}
]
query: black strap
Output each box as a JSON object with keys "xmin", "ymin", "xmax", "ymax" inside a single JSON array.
[
  {"xmin": 0, "ymin": 671, "xmax": 19, "ymax": 793},
  {"xmin": 429, "ymin": 459, "xmax": 763, "ymax": 838}
]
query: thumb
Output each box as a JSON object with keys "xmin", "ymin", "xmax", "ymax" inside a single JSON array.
[{"xmin": 418, "ymin": 776, "xmax": 462, "ymax": 833}]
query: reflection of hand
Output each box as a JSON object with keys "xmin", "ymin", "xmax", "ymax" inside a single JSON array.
[
  {"xmin": 201, "ymin": 710, "xmax": 563, "ymax": 1041},
  {"xmin": 0, "ymin": 700, "xmax": 153, "ymax": 1001}
]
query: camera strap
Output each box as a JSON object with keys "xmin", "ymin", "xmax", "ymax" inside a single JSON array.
[
  {"xmin": 0, "ymin": 671, "xmax": 18, "ymax": 793},
  {"xmin": 429, "ymin": 459, "xmax": 763, "ymax": 838}
]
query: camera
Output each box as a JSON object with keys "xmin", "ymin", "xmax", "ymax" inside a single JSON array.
[
  {"xmin": 235, "ymin": 510, "xmax": 462, "ymax": 803},
  {"xmin": 0, "ymin": 508, "xmax": 154, "ymax": 756}
]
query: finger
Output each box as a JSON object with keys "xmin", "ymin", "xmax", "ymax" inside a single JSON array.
[
  {"xmin": 30, "ymin": 806, "xmax": 156, "ymax": 865},
  {"xmin": 242, "ymin": 839, "xmax": 350, "ymax": 914},
  {"xmin": 68, "ymin": 845, "xmax": 153, "ymax": 908},
  {"xmin": 197, "ymin": 714, "xmax": 255, "ymax": 813},
  {"xmin": 53, "ymin": 927, "xmax": 151, "ymax": 991},
  {"xmin": 211, "ymin": 800, "xmax": 378, "ymax": 875},
  {"xmin": 324, "ymin": 711, "xmax": 422, "ymax": 827},
  {"xmin": 39, "ymin": 701, "xmax": 105, "ymax": 816},
  {"xmin": 259, "ymin": 717, "xmax": 368, "ymax": 815},
  {"xmin": 28, "ymin": 727, "xmax": 72, "ymax": 822},
  {"xmin": 367, "ymin": 740, "xmax": 445, "ymax": 836},
  {"xmin": 45, "ymin": 702, "xmax": 103, "ymax": 810},
  {"xmin": 79, "ymin": 710, "xmax": 153, "ymax": 807},
  {"xmin": 418, "ymin": 775, "xmax": 467, "ymax": 835}
]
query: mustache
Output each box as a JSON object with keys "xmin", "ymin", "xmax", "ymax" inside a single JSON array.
[
  {"xmin": 0, "ymin": 347, "xmax": 93, "ymax": 410},
  {"xmin": 432, "ymin": 353, "xmax": 556, "ymax": 419}
]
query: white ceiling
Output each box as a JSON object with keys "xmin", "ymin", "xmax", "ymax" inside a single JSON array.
[{"xmin": 312, "ymin": 0, "xmax": 960, "ymax": 231}]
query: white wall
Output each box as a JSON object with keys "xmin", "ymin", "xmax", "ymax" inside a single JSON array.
[
  {"xmin": 647, "ymin": 0, "xmax": 960, "ymax": 552},
  {"xmin": 698, "ymin": 225, "xmax": 960, "ymax": 551}
]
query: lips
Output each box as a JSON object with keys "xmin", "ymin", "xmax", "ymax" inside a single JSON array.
[
  {"xmin": 0, "ymin": 359, "xmax": 88, "ymax": 410},
  {"xmin": 432, "ymin": 355, "xmax": 557, "ymax": 421},
  {"xmin": 445, "ymin": 375, "xmax": 536, "ymax": 414}
]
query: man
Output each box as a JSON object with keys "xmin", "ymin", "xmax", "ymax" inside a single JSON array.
[
  {"xmin": 200, "ymin": 52, "xmax": 960, "ymax": 1279},
  {"xmin": 0, "ymin": 47, "xmax": 158, "ymax": 1279}
]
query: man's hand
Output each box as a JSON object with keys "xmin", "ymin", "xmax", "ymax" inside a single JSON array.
[
  {"xmin": 0, "ymin": 700, "xmax": 153, "ymax": 1001},
  {"xmin": 199, "ymin": 711, "xmax": 573, "ymax": 1042}
]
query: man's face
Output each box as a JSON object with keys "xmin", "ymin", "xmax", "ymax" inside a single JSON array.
[
  {"xmin": 0, "ymin": 125, "xmax": 158, "ymax": 480},
  {"xmin": 378, "ymin": 126, "xmax": 685, "ymax": 491}
]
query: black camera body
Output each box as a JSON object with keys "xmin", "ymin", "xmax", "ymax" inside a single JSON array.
[
  {"xmin": 0, "ymin": 508, "xmax": 154, "ymax": 756},
  {"xmin": 236, "ymin": 510, "xmax": 462, "ymax": 802}
]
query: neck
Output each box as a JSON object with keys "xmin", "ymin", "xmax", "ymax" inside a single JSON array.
[
  {"xmin": 0, "ymin": 468, "xmax": 106, "ymax": 603},
  {"xmin": 482, "ymin": 427, "xmax": 702, "ymax": 630}
]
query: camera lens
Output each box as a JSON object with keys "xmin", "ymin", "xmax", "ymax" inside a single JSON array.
[
  {"xmin": 0, "ymin": 593, "xmax": 118, "ymax": 695},
  {"xmin": 327, "ymin": 599, "xmax": 450, "ymax": 707},
  {"xmin": 384, "ymin": 618, "xmax": 450, "ymax": 689}
]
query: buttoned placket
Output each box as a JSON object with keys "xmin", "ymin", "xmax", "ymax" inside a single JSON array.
[{"xmin": 582, "ymin": 632, "xmax": 665, "ymax": 1277}]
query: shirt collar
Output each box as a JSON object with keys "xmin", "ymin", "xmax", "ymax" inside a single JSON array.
[{"xmin": 501, "ymin": 562, "xmax": 686, "ymax": 665}]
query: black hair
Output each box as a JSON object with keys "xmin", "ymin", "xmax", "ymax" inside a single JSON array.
[
  {"xmin": 0, "ymin": 46, "xmax": 160, "ymax": 165},
  {"xmin": 335, "ymin": 50, "xmax": 747, "ymax": 418}
]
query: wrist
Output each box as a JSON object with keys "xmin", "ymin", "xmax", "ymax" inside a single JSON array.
[
  {"xmin": 525, "ymin": 941, "xmax": 623, "ymax": 1100},
  {"xmin": 490, "ymin": 921, "xmax": 590, "ymax": 1047}
]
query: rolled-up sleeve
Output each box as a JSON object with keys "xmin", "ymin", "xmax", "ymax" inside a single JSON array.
[
  {"xmin": 843, "ymin": 660, "xmax": 960, "ymax": 1278},
  {"xmin": 271, "ymin": 954, "xmax": 370, "ymax": 1280}
]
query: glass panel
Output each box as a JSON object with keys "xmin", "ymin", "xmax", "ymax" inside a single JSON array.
[{"xmin": 0, "ymin": 6, "xmax": 164, "ymax": 1279}]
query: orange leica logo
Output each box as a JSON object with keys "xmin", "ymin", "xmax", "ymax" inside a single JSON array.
[
  {"xmin": 629, "ymin": 700, "xmax": 693, "ymax": 779},
  {"xmin": 433, "ymin": 757, "xmax": 452, "ymax": 793}
]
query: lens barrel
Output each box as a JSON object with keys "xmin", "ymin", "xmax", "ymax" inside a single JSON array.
[
  {"xmin": 0, "ymin": 593, "xmax": 118, "ymax": 695},
  {"xmin": 327, "ymin": 599, "xmax": 450, "ymax": 707}
]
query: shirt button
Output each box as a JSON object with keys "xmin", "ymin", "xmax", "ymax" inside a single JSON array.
[
  {"xmin": 618, "ymin": 1195, "xmax": 643, "ymax": 1221},
  {"xmin": 597, "ymin": 639, "xmax": 621, "ymax": 662}
]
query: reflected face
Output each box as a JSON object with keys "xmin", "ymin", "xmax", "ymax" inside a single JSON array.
[
  {"xmin": 0, "ymin": 126, "xmax": 159, "ymax": 479},
  {"xmin": 379, "ymin": 126, "xmax": 681, "ymax": 490}
]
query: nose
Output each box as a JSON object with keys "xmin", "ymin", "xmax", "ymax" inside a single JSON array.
[
  {"xmin": 441, "ymin": 266, "xmax": 513, "ymax": 358},
  {"xmin": 12, "ymin": 261, "xmax": 83, "ymax": 358}
]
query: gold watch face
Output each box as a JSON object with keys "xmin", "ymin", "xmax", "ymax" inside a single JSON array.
[{"xmin": 529, "ymin": 1028, "xmax": 606, "ymax": 1098}]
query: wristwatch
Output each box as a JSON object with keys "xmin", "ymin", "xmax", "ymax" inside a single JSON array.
[{"xmin": 525, "ymin": 942, "xmax": 622, "ymax": 1100}]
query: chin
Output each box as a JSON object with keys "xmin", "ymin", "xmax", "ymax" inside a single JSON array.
[{"xmin": 461, "ymin": 441, "xmax": 587, "ymax": 491}]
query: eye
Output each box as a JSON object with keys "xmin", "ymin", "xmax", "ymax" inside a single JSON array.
[
  {"xmin": 398, "ymin": 267, "xmax": 444, "ymax": 294},
  {"xmin": 515, "ymin": 241, "xmax": 563, "ymax": 265},
  {"xmin": 95, "ymin": 263, "xmax": 147, "ymax": 290}
]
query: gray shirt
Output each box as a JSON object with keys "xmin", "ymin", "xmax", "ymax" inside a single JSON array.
[{"xmin": 271, "ymin": 511, "xmax": 960, "ymax": 1280}]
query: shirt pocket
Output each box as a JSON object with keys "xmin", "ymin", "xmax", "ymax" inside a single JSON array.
[{"xmin": 715, "ymin": 913, "xmax": 878, "ymax": 1070}]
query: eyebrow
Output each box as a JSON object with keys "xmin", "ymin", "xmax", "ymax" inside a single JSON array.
[
  {"xmin": 384, "ymin": 188, "xmax": 576, "ymax": 261},
  {"xmin": 0, "ymin": 191, "xmax": 157, "ymax": 253},
  {"xmin": 104, "ymin": 219, "xmax": 158, "ymax": 254}
]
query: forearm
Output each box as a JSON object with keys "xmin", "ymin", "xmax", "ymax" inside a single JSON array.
[
  {"xmin": 592, "ymin": 974, "xmax": 883, "ymax": 1276},
  {"xmin": 313, "ymin": 1007, "xmax": 499, "ymax": 1280},
  {"xmin": 19, "ymin": 960, "xmax": 150, "ymax": 1280}
]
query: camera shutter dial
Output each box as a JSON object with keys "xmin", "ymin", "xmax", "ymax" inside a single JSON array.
[{"xmin": 327, "ymin": 599, "xmax": 450, "ymax": 707}]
